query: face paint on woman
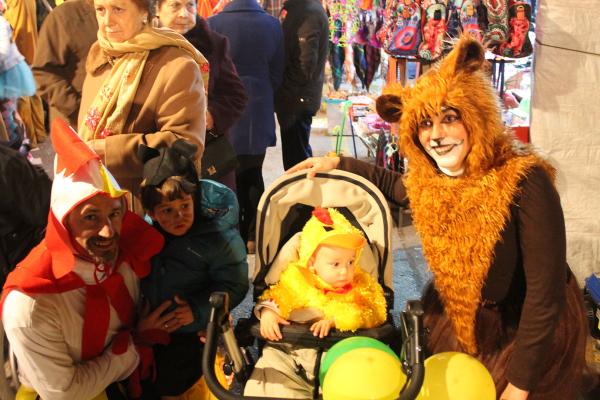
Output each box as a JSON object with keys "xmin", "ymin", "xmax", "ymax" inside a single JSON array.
[{"xmin": 417, "ymin": 107, "xmax": 471, "ymax": 176}]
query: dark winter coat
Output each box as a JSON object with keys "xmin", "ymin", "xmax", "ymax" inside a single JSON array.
[
  {"xmin": 141, "ymin": 180, "xmax": 249, "ymax": 333},
  {"xmin": 184, "ymin": 18, "xmax": 247, "ymax": 139},
  {"xmin": 208, "ymin": 0, "xmax": 284, "ymax": 155},
  {"xmin": 275, "ymin": 0, "xmax": 328, "ymax": 116},
  {"xmin": 0, "ymin": 144, "xmax": 51, "ymax": 283}
]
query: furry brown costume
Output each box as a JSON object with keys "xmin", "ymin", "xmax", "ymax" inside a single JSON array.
[
  {"xmin": 377, "ymin": 35, "xmax": 555, "ymax": 355},
  {"xmin": 375, "ymin": 35, "xmax": 589, "ymax": 398}
]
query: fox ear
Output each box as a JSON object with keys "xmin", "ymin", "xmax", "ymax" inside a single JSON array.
[
  {"xmin": 376, "ymin": 94, "xmax": 403, "ymax": 123},
  {"xmin": 447, "ymin": 34, "xmax": 485, "ymax": 75}
]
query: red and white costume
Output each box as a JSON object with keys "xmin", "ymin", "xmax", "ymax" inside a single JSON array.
[{"xmin": 1, "ymin": 119, "xmax": 164, "ymax": 399}]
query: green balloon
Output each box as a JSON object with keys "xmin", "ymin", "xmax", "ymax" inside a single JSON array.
[{"xmin": 319, "ymin": 337, "xmax": 399, "ymax": 385}]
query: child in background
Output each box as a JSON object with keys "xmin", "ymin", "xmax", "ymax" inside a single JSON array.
[
  {"xmin": 244, "ymin": 207, "xmax": 387, "ymax": 398},
  {"xmin": 138, "ymin": 139, "xmax": 249, "ymax": 399},
  {"xmin": 0, "ymin": 3, "xmax": 35, "ymax": 153}
]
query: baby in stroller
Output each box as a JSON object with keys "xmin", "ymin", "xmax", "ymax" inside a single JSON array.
[
  {"xmin": 245, "ymin": 207, "xmax": 387, "ymax": 397},
  {"xmin": 229, "ymin": 169, "xmax": 397, "ymax": 399},
  {"xmin": 199, "ymin": 169, "xmax": 425, "ymax": 400}
]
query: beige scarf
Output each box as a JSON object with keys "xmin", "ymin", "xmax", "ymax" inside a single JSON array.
[{"xmin": 79, "ymin": 26, "xmax": 209, "ymax": 141}]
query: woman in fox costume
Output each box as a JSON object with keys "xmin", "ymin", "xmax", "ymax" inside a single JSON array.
[{"xmin": 288, "ymin": 35, "xmax": 590, "ymax": 400}]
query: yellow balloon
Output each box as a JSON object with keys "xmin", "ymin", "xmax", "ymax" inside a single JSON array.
[
  {"xmin": 322, "ymin": 347, "xmax": 406, "ymax": 400},
  {"xmin": 417, "ymin": 352, "xmax": 496, "ymax": 400}
]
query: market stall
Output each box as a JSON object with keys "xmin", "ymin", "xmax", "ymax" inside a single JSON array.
[{"xmin": 323, "ymin": 0, "xmax": 536, "ymax": 170}]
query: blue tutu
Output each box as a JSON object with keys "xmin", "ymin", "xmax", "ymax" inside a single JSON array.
[{"xmin": 0, "ymin": 60, "xmax": 36, "ymax": 99}]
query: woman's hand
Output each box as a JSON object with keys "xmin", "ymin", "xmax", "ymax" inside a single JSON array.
[
  {"xmin": 173, "ymin": 295, "xmax": 194, "ymax": 326},
  {"xmin": 259, "ymin": 308, "xmax": 290, "ymax": 341},
  {"xmin": 310, "ymin": 319, "xmax": 335, "ymax": 338},
  {"xmin": 500, "ymin": 383, "xmax": 529, "ymax": 400},
  {"xmin": 285, "ymin": 156, "xmax": 340, "ymax": 178},
  {"xmin": 137, "ymin": 299, "xmax": 182, "ymax": 333}
]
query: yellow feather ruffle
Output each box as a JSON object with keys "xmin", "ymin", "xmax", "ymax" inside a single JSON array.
[{"xmin": 260, "ymin": 263, "xmax": 387, "ymax": 332}]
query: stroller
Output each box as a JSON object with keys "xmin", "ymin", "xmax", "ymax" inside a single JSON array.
[{"xmin": 202, "ymin": 170, "xmax": 425, "ymax": 399}]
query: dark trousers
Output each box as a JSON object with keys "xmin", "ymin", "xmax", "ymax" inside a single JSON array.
[
  {"xmin": 235, "ymin": 153, "xmax": 266, "ymax": 243},
  {"xmin": 153, "ymin": 332, "xmax": 204, "ymax": 396},
  {"xmin": 277, "ymin": 111, "xmax": 314, "ymax": 170}
]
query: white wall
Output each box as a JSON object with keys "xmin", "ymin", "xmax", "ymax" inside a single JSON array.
[{"xmin": 531, "ymin": 0, "xmax": 600, "ymax": 283}]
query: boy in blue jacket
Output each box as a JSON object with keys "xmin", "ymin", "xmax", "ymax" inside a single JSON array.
[{"xmin": 138, "ymin": 139, "xmax": 249, "ymax": 398}]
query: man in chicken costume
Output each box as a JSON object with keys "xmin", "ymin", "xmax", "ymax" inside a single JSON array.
[
  {"xmin": 288, "ymin": 35, "xmax": 590, "ymax": 399},
  {"xmin": 1, "ymin": 119, "xmax": 168, "ymax": 400}
]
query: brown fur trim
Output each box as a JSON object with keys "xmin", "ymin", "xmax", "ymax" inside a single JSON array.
[
  {"xmin": 378, "ymin": 35, "xmax": 505, "ymax": 179},
  {"xmin": 445, "ymin": 35, "xmax": 486, "ymax": 75},
  {"xmin": 406, "ymin": 154, "xmax": 544, "ymax": 353},
  {"xmin": 376, "ymin": 94, "xmax": 403, "ymax": 123},
  {"xmin": 376, "ymin": 35, "xmax": 559, "ymax": 353}
]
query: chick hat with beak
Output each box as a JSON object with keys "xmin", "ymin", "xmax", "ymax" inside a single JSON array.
[{"xmin": 298, "ymin": 207, "xmax": 367, "ymax": 268}]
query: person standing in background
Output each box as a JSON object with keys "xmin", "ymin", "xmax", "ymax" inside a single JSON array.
[
  {"xmin": 209, "ymin": 0, "xmax": 283, "ymax": 253},
  {"xmin": 3, "ymin": 0, "xmax": 35, "ymax": 65},
  {"xmin": 78, "ymin": 0, "xmax": 208, "ymax": 215},
  {"xmin": 0, "ymin": 142, "xmax": 50, "ymax": 285},
  {"xmin": 0, "ymin": 2, "xmax": 35, "ymax": 152},
  {"xmin": 3, "ymin": 0, "xmax": 47, "ymax": 145},
  {"xmin": 33, "ymin": 0, "xmax": 98, "ymax": 128},
  {"xmin": 155, "ymin": 0, "xmax": 247, "ymax": 192},
  {"xmin": 275, "ymin": 0, "xmax": 328, "ymax": 171}
]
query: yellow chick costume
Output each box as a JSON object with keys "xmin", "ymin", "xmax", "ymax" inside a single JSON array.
[{"xmin": 259, "ymin": 208, "xmax": 387, "ymax": 331}]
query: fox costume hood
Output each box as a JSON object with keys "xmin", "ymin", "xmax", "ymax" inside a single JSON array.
[{"xmin": 376, "ymin": 35, "xmax": 553, "ymax": 354}]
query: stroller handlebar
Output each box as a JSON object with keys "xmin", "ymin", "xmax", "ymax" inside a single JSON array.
[
  {"xmin": 204, "ymin": 292, "xmax": 280, "ymax": 400},
  {"xmin": 398, "ymin": 300, "xmax": 425, "ymax": 400}
]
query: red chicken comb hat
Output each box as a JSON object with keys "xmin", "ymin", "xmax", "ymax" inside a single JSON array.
[{"xmin": 46, "ymin": 119, "xmax": 127, "ymax": 278}]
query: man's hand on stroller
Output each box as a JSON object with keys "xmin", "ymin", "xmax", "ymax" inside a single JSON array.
[
  {"xmin": 285, "ymin": 155, "xmax": 341, "ymax": 178},
  {"xmin": 259, "ymin": 308, "xmax": 290, "ymax": 341},
  {"xmin": 310, "ymin": 318, "xmax": 335, "ymax": 338}
]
